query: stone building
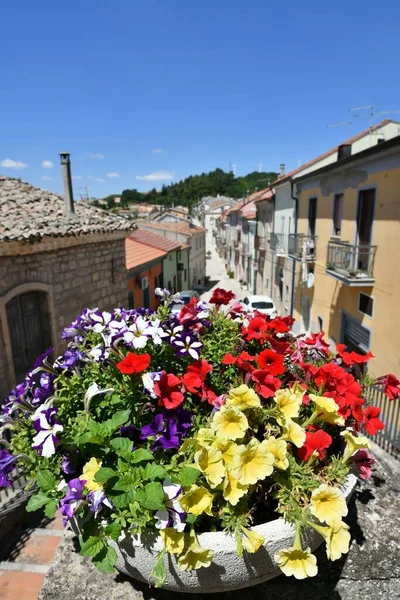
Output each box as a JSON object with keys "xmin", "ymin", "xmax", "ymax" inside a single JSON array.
[{"xmin": 0, "ymin": 158, "xmax": 134, "ymax": 399}]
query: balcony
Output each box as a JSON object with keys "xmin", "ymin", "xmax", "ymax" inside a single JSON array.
[
  {"xmin": 270, "ymin": 233, "xmax": 288, "ymax": 256},
  {"xmin": 255, "ymin": 235, "xmax": 266, "ymax": 251},
  {"xmin": 326, "ymin": 240, "xmax": 377, "ymax": 286},
  {"xmin": 288, "ymin": 234, "xmax": 317, "ymax": 261},
  {"xmin": 242, "ymin": 243, "xmax": 251, "ymax": 257}
]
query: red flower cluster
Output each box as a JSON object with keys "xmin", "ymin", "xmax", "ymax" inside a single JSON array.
[
  {"xmin": 377, "ymin": 373, "xmax": 400, "ymax": 400},
  {"xmin": 298, "ymin": 428, "xmax": 332, "ymax": 461},
  {"xmin": 154, "ymin": 372, "xmax": 184, "ymax": 409},
  {"xmin": 117, "ymin": 353, "xmax": 151, "ymax": 375},
  {"xmin": 182, "ymin": 359, "xmax": 217, "ymax": 405},
  {"xmin": 209, "ymin": 288, "xmax": 235, "ymax": 306}
]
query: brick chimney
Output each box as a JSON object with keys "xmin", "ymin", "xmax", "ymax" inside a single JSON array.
[
  {"xmin": 280, "ymin": 163, "xmax": 285, "ymax": 177},
  {"xmin": 59, "ymin": 152, "xmax": 75, "ymax": 214}
]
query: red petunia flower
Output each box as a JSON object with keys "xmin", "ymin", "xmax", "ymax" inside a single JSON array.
[
  {"xmin": 349, "ymin": 396, "xmax": 364, "ymax": 423},
  {"xmin": 209, "ymin": 288, "xmax": 235, "ymax": 306},
  {"xmin": 362, "ymin": 406, "xmax": 385, "ymax": 435},
  {"xmin": 117, "ymin": 352, "xmax": 151, "ymax": 375},
  {"xmin": 250, "ymin": 369, "xmax": 281, "ymax": 398},
  {"xmin": 266, "ymin": 316, "xmax": 293, "ymax": 334},
  {"xmin": 265, "ymin": 335, "xmax": 291, "ymax": 354},
  {"xmin": 178, "ymin": 297, "xmax": 199, "ymax": 324},
  {"xmin": 256, "ymin": 349, "xmax": 285, "ymax": 376},
  {"xmin": 182, "ymin": 359, "xmax": 213, "ymax": 394},
  {"xmin": 336, "ymin": 343, "xmax": 374, "ymax": 366},
  {"xmin": 154, "ymin": 371, "xmax": 184, "ymax": 409},
  {"xmin": 298, "ymin": 428, "xmax": 333, "ymax": 461},
  {"xmin": 377, "ymin": 373, "xmax": 400, "ymax": 400},
  {"xmin": 243, "ymin": 316, "xmax": 268, "ymax": 341},
  {"xmin": 222, "ymin": 352, "xmax": 255, "ymax": 372}
]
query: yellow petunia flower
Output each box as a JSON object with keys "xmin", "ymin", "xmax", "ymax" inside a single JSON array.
[
  {"xmin": 222, "ymin": 468, "xmax": 248, "ymax": 506},
  {"xmin": 211, "ymin": 405, "xmax": 249, "ymax": 441},
  {"xmin": 177, "ymin": 529, "xmax": 215, "ymax": 571},
  {"xmin": 194, "ymin": 445, "xmax": 225, "ymax": 488},
  {"xmin": 309, "ymin": 394, "xmax": 345, "ymax": 426},
  {"xmin": 275, "ymin": 546, "xmax": 318, "ymax": 579},
  {"xmin": 233, "ymin": 439, "xmax": 274, "ymax": 486},
  {"xmin": 213, "ymin": 438, "xmax": 236, "ymax": 466},
  {"xmin": 281, "ymin": 418, "xmax": 306, "ymax": 448},
  {"xmin": 226, "ymin": 384, "xmax": 261, "ymax": 410},
  {"xmin": 80, "ymin": 457, "xmax": 102, "ymax": 491},
  {"xmin": 310, "ymin": 483, "xmax": 348, "ymax": 525},
  {"xmin": 274, "ymin": 388, "xmax": 303, "ymax": 420},
  {"xmin": 179, "ymin": 485, "xmax": 214, "ymax": 516},
  {"xmin": 308, "ymin": 519, "xmax": 350, "ymax": 561},
  {"xmin": 160, "ymin": 528, "xmax": 185, "ymax": 556},
  {"xmin": 241, "ymin": 527, "xmax": 265, "ymax": 553},
  {"xmin": 341, "ymin": 430, "xmax": 371, "ymax": 463},
  {"xmin": 264, "ymin": 436, "xmax": 289, "ymax": 470}
]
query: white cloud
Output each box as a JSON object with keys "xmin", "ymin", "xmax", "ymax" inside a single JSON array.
[
  {"xmin": 106, "ymin": 172, "xmax": 120, "ymax": 178},
  {"xmin": 41, "ymin": 160, "xmax": 54, "ymax": 169},
  {"xmin": 40, "ymin": 176, "xmax": 52, "ymax": 181},
  {"xmin": 87, "ymin": 153, "xmax": 104, "ymax": 159},
  {"xmin": 1, "ymin": 158, "xmax": 28, "ymax": 169},
  {"xmin": 72, "ymin": 175, "xmax": 83, "ymax": 181},
  {"xmin": 136, "ymin": 170, "xmax": 174, "ymax": 182},
  {"xmin": 88, "ymin": 176, "xmax": 104, "ymax": 183},
  {"xmin": 152, "ymin": 148, "xmax": 164, "ymax": 154}
]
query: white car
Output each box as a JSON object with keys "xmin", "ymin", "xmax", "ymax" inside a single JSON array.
[{"xmin": 240, "ymin": 295, "xmax": 277, "ymax": 317}]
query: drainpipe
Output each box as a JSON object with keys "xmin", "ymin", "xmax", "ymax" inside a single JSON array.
[{"xmin": 290, "ymin": 180, "xmax": 298, "ymax": 317}]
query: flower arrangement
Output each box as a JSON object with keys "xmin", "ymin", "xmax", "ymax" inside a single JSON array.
[{"xmin": 1, "ymin": 288, "xmax": 399, "ymax": 586}]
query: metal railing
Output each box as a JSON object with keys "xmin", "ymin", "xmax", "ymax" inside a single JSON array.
[
  {"xmin": 0, "ymin": 467, "xmax": 33, "ymax": 519},
  {"xmin": 366, "ymin": 385, "xmax": 400, "ymax": 457},
  {"xmin": 288, "ymin": 234, "xmax": 317, "ymax": 261},
  {"xmin": 255, "ymin": 236, "xmax": 266, "ymax": 251},
  {"xmin": 327, "ymin": 240, "xmax": 377, "ymax": 279},
  {"xmin": 270, "ymin": 233, "xmax": 288, "ymax": 255}
]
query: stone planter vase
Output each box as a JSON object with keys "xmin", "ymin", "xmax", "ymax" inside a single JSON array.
[{"xmin": 73, "ymin": 474, "xmax": 357, "ymax": 594}]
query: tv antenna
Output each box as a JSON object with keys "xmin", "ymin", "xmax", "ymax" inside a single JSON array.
[
  {"xmin": 75, "ymin": 185, "xmax": 89, "ymax": 201},
  {"xmin": 258, "ymin": 162, "xmax": 263, "ymax": 173},
  {"xmin": 326, "ymin": 121, "xmax": 352, "ymax": 135}
]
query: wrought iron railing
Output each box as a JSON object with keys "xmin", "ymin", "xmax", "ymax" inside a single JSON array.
[
  {"xmin": 0, "ymin": 467, "xmax": 33, "ymax": 519},
  {"xmin": 327, "ymin": 240, "xmax": 377, "ymax": 279},
  {"xmin": 288, "ymin": 234, "xmax": 317, "ymax": 261},
  {"xmin": 366, "ymin": 385, "xmax": 400, "ymax": 457},
  {"xmin": 270, "ymin": 233, "xmax": 288, "ymax": 255}
]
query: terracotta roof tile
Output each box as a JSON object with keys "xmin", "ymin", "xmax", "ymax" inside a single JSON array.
[
  {"xmin": 136, "ymin": 221, "xmax": 206, "ymax": 234},
  {"xmin": 125, "ymin": 239, "xmax": 166, "ymax": 270},
  {"xmin": 130, "ymin": 229, "xmax": 182, "ymax": 252}
]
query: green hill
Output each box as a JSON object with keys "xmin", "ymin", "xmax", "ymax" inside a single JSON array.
[{"xmin": 99, "ymin": 168, "xmax": 278, "ymax": 212}]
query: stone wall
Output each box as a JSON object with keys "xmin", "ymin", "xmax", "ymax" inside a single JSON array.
[{"xmin": 0, "ymin": 235, "xmax": 127, "ymax": 399}]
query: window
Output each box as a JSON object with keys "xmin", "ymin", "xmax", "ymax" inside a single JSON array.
[
  {"xmin": 184, "ymin": 268, "xmax": 187, "ymax": 282},
  {"xmin": 359, "ymin": 293, "xmax": 373, "ymax": 317},
  {"xmin": 128, "ymin": 291, "xmax": 134, "ymax": 309},
  {"xmin": 266, "ymin": 278, "xmax": 270, "ymax": 292},
  {"xmin": 308, "ymin": 198, "xmax": 317, "ymax": 236},
  {"xmin": 333, "ymin": 193, "xmax": 344, "ymax": 236},
  {"xmin": 318, "ymin": 316, "xmax": 323, "ymax": 332}
]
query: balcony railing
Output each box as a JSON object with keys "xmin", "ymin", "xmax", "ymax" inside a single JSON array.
[
  {"xmin": 288, "ymin": 234, "xmax": 317, "ymax": 261},
  {"xmin": 242, "ymin": 243, "xmax": 251, "ymax": 257},
  {"xmin": 270, "ymin": 233, "xmax": 288, "ymax": 256},
  {"xmin": 326, "ymin": 240, "xmax": 377, "ymax": 286}
]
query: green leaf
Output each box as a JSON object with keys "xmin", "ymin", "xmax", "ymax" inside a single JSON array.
[
  {"xmin": 26, "ymin": 492, "xmax": 51, "ymax": 512},
  {"xmin": 185, "ymin": 513, "xmax": 198, "ymax": 525},
  {"xmin": 103, "ymin": 410, "xmax": 130, "ymax": 435},
  {"xmin": 143, "ymin": 463, "xmax": 167, "ymax": 480},
  {"xmin": 36, "ymin": 470, "xmax": 57, "ymax": 492},
  {"xmin": 110, "ymin": 437, "xmax": 133, "ymax": 457},
  {"xmin": 179, "ymin": 467, "xmax": 201, "ymax": 486},
  {"xmin": 111, "ymin": 474, "xmax": 137, "ymax": 492},
  {"xmin": 80, "ymin": 536, "xmax": 105, "ymax": 557},
  {"xmin": 109, "ymin": 475, "xmax": 137, "ymax": 508},
  {"xmin": 130, "ymin": 448, "xmax": 154, "ymax": 464},
  {"xmin": 150, "ymin": 549, "xmax": 167, "ymax": 588},
  {"xmin": 136, "ymin": 481, "xmax": 164, "ymax": 510},
  {"xmin": 94, "ymin": 467, "xmax": 117, "ymax": 483},
  {"xmin": 44, "ymin": 500, "xmax": 58, "ymax": 518},
  {"xmin": 93, "ymin": 544, "xmax": 118, "ymax": 573},
  {"xmin": 104, "ymin": 522, "xmax": 121, "ymax": 542}
]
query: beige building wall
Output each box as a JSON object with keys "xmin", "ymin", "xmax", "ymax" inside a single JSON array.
[{"xmin": 293, "ymin": 160, "xmax": 400, "ymax": 378}]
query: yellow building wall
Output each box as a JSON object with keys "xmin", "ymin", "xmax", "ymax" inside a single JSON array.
[{"xmin": 294, "ymin": 166, "xmax": 400, "ymax": 378}]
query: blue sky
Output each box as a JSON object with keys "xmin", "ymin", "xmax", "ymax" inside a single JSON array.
[{"xmin": 1, "ymin": 0, "xmax": 399, "ymax": 198}]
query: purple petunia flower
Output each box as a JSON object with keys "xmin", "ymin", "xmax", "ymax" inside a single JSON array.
[
  {"xmin": 54, "ymin": 349, "xmax": 85, "ymax": 372},
  {"xmin": 59, "ymin": 478, "xmax": 86, "ymax": 525},
  {"xmin": 32, "ymin": 373, "xmax": 55, "ymax": 407},
  {"xmin": 154, "ymin": 479, "xmax": 186, "ymax": 532},
  {"xmin": 87, "ymin": 489, "xmax": 114, "ymax": 518},
  {"xmin": 33, "ymin": 346, "xmax": 55, "ymax": 371},
  {"xmin": 142, "ymin": 371, "xmax": 163, "ymax": 399},
  {"xmin": 32, "ymin": 407, "xmax": 63, "ymax": 458},
  {"xmin": 0, "ymin": 449, "xmax": 17, "ymax": 487},
  {"xmin": 140, "ymin": 408, "xmax": 192, "ymax": 452},
  {"xmin": 119, "ymin": 424, "xmax": 141, "ymax": 447},
  {"xmin": 172, "ymin": 333, "xmax": 203, "ymax": 361}
]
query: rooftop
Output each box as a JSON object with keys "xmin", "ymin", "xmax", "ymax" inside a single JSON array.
[
  {"xmin": 136, "ymin": 220, "xmax": 206, "ymax": 235},
  {"xmin": 130, "ymin": 229, "xmax": 185, "ymax": 252},
  {"xmin": 0, "ymin": 177, "xmax": 133, "ymax": 242},
  {"xmin": 125, "ymin": 238, "xmax": 166, "ymax": 270}
]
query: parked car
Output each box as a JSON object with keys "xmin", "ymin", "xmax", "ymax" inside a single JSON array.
[
  {"xmin": 240, "ymin": 295, "xmax": 277, "ymax": 317},
  {"xmin": 170, "ymin": 290, "xmax": 201, "ymax": 315}
]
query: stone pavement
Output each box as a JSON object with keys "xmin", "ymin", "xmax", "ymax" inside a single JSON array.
[
  {"xmin": 200, "ymin": 247, "xmax": 244, "ymax": 303},
  {"xmin": 39, "ymin": 444, "xmax": 400, "ymax": 600}
]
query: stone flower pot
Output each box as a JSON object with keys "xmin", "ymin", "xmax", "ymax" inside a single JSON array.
[{"xmin": 82, "ymin": 474, "xmax": 356, "ymax": 594}]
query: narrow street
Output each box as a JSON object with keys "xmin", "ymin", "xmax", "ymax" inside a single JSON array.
[{"xmin": 200, "ymin": 246, "xmax": 244, "ymax": 302}]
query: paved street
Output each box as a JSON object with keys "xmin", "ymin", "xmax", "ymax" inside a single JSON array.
[{"xmin": 200, "ymin": 246, "xmax": 244, "ymax": 303}]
